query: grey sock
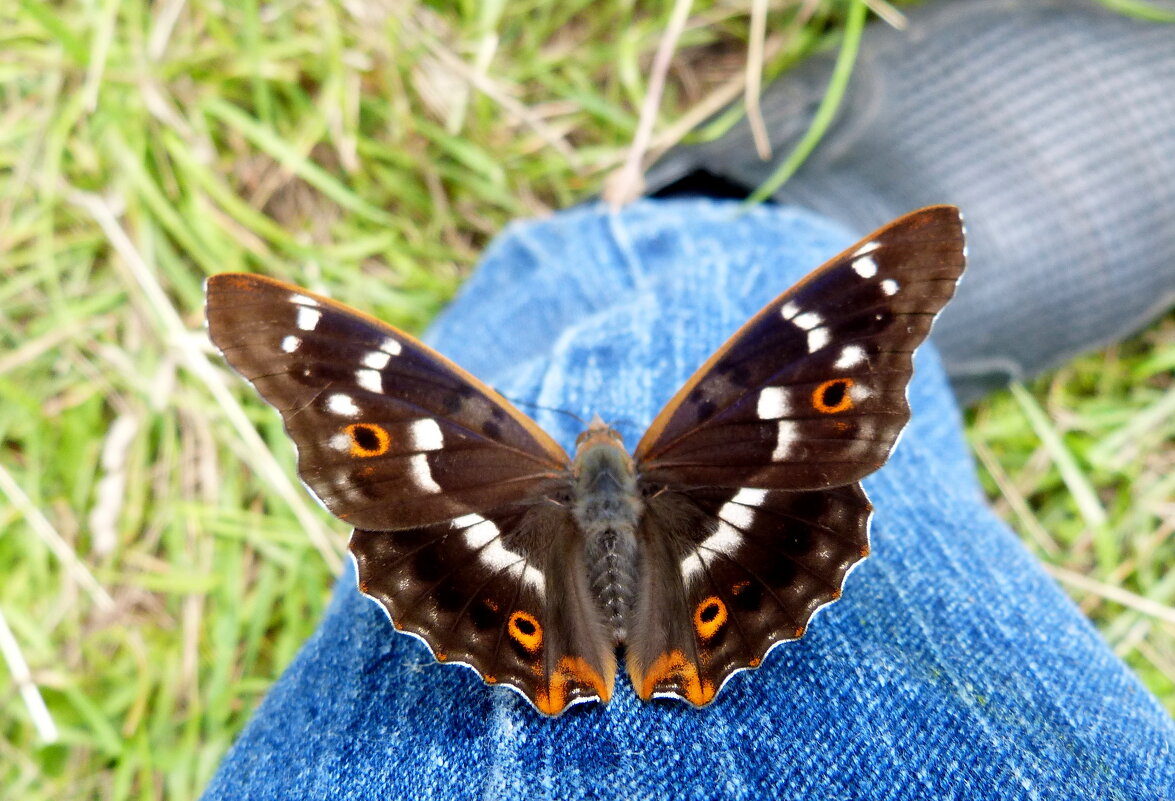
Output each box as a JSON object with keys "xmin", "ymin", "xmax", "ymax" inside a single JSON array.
[{"xmin": 647, "ymin": 0, "xmax": 1175, "ymax": 402}]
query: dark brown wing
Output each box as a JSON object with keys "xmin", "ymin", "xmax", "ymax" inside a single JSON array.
[
  {"xmin": 626, "ymin": 485, "xmax": 871, "ymax": 705},
  {"xmin": 627, "ymin": 207, "xmax": 965, "ymax": 707},
  {"xmin": 207, "ymin": 273, "xmax": 614, "ymax": 714},
  {"xmin": 206, "ymin": 273, "xmax": 570, "ymax": 530},
  {"xmin": 351, "ymin": 503, "xmax": 616, "ymax": 716},
  {"xmin": 634, "ymin": 205, "xmax": 965, "ymax": 492}
]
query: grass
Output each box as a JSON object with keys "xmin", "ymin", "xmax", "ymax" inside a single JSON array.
[{"xmin": 1, "ymin": 0, "xmax": 1171, "ymax": 798}]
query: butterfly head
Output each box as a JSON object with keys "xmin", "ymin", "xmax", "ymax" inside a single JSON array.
[{"xmin": 572, "ymin": 415, "xmax": 631, "ymax": 474}]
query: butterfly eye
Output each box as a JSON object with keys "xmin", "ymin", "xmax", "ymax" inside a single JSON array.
[
  {"xmin": 507, "ymin": 610, "xmax": 543, "ymax": 652},
  {"xmin": 344, "ymin": 423, "xmax": 391, "ymax": 457},
  {"xmin": 693, "ymin": 596, "xmax": 728, "ymax": 640},
  {"xmin": 811, "ymin": 378, "xmax": 855, "ymax": 414}
]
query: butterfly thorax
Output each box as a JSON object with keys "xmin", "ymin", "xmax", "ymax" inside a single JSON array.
[{"xmin": 573, "ymin": 420, "xmax": 641, "ymax": 646}]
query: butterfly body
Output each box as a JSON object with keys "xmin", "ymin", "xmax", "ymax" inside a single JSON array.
[
  {"xmin": 573, "ymin": 420, "xmax": 642, "ymax": 646},
  {"xmin": 206, "ymin": 205, "xmax": 966, "ymax": 716}
]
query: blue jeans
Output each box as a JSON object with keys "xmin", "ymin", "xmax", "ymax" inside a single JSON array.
[{"xmin": 202, "ymin": 200, "xmax": 1175, "ymax": 799}]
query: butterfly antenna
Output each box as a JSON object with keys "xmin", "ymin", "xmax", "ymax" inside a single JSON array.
[{"xmin": 500, "ymin": 395, "xmax": 587, "ymax": 427}]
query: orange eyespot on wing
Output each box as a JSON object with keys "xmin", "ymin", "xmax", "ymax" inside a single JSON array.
[
  {"xmin": 507, "ymin": 610, "xmax": 543, "ymax": 653},
  {"xmin": 693, "ymin": 596, "xmax": 728, "ymax": 641},
  {"xmin": 344, "ymin": 422, "xmax": 392, "ymax": 457},
  {"xmin": 812, "ymin": 378, "xmax": 855, "ymax": 414}
]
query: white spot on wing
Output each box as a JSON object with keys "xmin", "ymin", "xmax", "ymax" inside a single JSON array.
[
  {"xmin": 853, "ymin": 255, "xmax": 878, "ymax": 278},
  {"xmin": 704, "ymin": 521, "xmax": 742, "ymax": 554},
  {"xmin": 718, "ymin": 501, "xmax": 754, "ymax": 530},
  {"xmin": 854, "ymin": 241, "xmax": 880, "ymax": 257},
  {"xmin": 409, "ymin": 419, "xmax": 444, "ymax": 451},
  {"xmin": 362, "ymin": 350, "xmax": 391, "ymax": 369},
  {"xmin": 731, "ymin": 487, "xmax": 768, "ymax": 507},
  {"xmin": 408, "ymin": 453, "xmax": 441, "ymax": 493},
  {"xmin": 880, "ymin": 279, "xmax": 899, "ymax": 296},
  {"xmin": 329, "ymin": 433, "xmax": 349, "ymax": 451},
  {"xmin": 792, "ymin": 311, "xmax": 823, "ymax": 331},
  {"xmin": 281, "ymin": 335, "xmax": 300, "ymax": 353},
  {"xmin": 516, "ymin": 563, "xmax": 546, "ymax": 594},
  {"xmin": 327, "ymin": 393, "xmax": 359, "ymax": 416},
  {"xmin": 296, "ymin": 307, "xmax": 322, "ymax": 331},
  {"xmin": 357, "ymin": 369, "xmax": 383, "ymax": 394},
  {"xmin": 807, "ymin": 327, "xmax": 830, "ymax": 352},
  {"xmin": 835, "ymin": 345, "xmax": 866, "ymax": 369},
  {"xmin": 453, "ymin": 514, "xmax": 544, "ymax": 594},
  {"xmin": 757, "ymin": 387, "xmax": 789, "ymax": 420},
  {"xmin": 772, "ymin": 421, "xmax": 798, "ymax": 461},
  {"xmin": 455, "ymin": 513, "xmax": 499, "ymax": 547},
  {"xmin": 679, "ymin": 521, "xmax": 744, "ymax": 586},
  {"xmin": 780, "ymin": 301, "xmax": 800, "ymax": 320},
  {"xmin": 290, "ymin": 293, "xmax": 320, "ymax": 307},
  {"xmin": 380, "ymin": 337, "xmax": 402, "ymax": 356}
]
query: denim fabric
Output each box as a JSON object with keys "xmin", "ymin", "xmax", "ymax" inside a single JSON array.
[{"xmin": 202, "ymin": 200, "xmax": 1175, "ymax": 800}]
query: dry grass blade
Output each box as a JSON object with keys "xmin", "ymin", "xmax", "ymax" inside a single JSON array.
[
  {"xmin": 603, "ymin": 0, "xmax": 694, "ymax": 206},
  {"xmin": 0, "ymin": 462, "xmax": 115, "ymax": 610},
  {"xmin": 1046, "ymin": 564, "xmax": 1175, "ymax": 627},
  {"xmin": 745, "ymin": 0, "xmax": 771, "ymax": 160},
  {"xmin": 0, "ymin": 605, "xmax": 58, "ymax": 743},
  {"xmin": 398, "ymin": 11, "xmax": 581, "ymax": 168}
]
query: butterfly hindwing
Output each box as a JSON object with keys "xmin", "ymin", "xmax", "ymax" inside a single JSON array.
[
  {"xmin": 350, "ymin": 503, "xmax": 616, "ymax": 715},
  {"xmin": 206, "ymin": 273, "xmax": 569, "ymax": 531},
  {"xmin": 627, "ymin": 484, "xmax": 871, "ymax": 705},
  {"xmin": 634, "ymin": 205, "xmax": 965, "ymax": 491}
]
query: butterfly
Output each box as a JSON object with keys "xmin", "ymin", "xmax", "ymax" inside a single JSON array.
[{"xmin": 205, "ymin": 205, "xmax": 965, "ymax": 716}]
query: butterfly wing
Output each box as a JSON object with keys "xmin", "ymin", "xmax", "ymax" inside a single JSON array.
[
  {"xmin": 634, "ymin": 205, "xmax": 966, "ymax": 491},
  {"xmin": 628, "ymin": 206, "xmax": 965, "ymax": 704},
  {"xmin": 206, "ymin": 273, "xmax": 614, "ymax": 714},
  {"xmin": 626, "ymin": 485, "xmax": 871, "ymax": 705},
  {"xmin": 351, "ymin": 506, "xmax": 615, "ymax": 716},
  {"xmin": 206, "ymin": 273, "xmax": 569, "ymax": 530}
]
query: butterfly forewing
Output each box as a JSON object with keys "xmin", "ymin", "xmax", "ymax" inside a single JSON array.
[
  {"xmin": 206, "ymin": 273, "xmax": 570, "ymax": 530},
  {"xmin": 634, "ymin": 205, "xmax": 965, "ymax": 492}
]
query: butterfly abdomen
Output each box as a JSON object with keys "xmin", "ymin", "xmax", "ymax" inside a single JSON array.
[{"xmin": 573, "ymin": 434, "xmax": 642, "ymax": 646}]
